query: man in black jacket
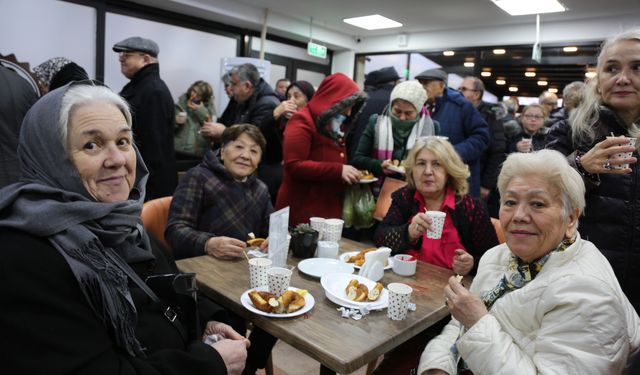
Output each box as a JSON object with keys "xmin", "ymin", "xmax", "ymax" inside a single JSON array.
[
  {"xmin": 113, "ymin": 36, "xmax": 177, "ymax": 200},
  {"xmin": 347, "ymin": 66, "xmax": 400, "ymax": 163},
  {"xmin": 0, "ymin": 65, "xmax": 38, "ymax": 188},
  {"xmin": 459, "ymin": 76, "xmax": 506, "ymax": 217}
]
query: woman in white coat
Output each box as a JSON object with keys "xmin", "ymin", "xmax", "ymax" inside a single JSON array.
[{"xmin": 419, "ymin": 149, "xmax": 640, "ymax": 375}]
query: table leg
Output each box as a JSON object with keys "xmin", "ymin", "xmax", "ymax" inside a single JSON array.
[{"xmin": 319, "ymin": 364, "xmax": 336, "ymax": 375}]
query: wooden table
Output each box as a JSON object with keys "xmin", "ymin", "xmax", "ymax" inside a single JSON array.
[{"xmin": 177, "ymin": 238, "xmax": 454, "ymax": 374}]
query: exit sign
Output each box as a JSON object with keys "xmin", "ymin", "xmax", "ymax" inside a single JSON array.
[{"xmin": 307, "ymin": 42, "xmax": 327, "ymax": 58}]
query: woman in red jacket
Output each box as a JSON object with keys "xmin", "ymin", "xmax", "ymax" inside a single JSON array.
[{"xmin": 276, "ymin": 73, "xmax": 367, "ymax": 226}]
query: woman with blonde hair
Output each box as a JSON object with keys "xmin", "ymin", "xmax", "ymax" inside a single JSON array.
[
  {"xmin": 546, "ymin": 28, "xmax": 640, "ymax": 312},
  {"xmin": 375, "ymin": 137, "xmax": 497, "ymax": 276}
]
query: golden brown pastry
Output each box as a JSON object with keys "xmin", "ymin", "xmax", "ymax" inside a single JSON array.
[
  {"xmin": 367, "ymin": 282, "xmax": 384, "ymax": 301},
  {"xmin": 247, "ymin": 238, "xmax": 265, "ymax": 247},
  {"xmin": 248, "ymin": 290, "xmax": 276, "ymax": 312}
]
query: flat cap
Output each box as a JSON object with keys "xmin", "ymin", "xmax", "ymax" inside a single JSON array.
[
  {"xmin": 364, "ymin": 66, "xmax": 401, "ymax": 86},
  {"xmin": 415, "ymin": 68, "xmax": 448, "ymax": 83},
  {"xmin": 112, "ymin": 36, "xmax": 159, "ymax": 57}
]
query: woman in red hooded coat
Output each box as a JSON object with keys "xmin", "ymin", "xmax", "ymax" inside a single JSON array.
[{"xmin": 276, "ymin": 73, "xmax": 367, "ymax": 227}]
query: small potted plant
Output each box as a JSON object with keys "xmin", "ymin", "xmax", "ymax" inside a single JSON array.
[{"xmin": 290, "ymin": 223, "xmax": 319, "ymax": 259}]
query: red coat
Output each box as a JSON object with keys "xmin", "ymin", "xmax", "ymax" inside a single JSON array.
[{"xmin": 275, "ymin": 73, "xmax": 366, "ymax": 227}]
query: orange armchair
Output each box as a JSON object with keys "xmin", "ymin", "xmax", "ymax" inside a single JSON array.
[
  {"xmin": 141, "ymin": 196, "xmax": 173, "ymax": 251},
  {"xmin": 491, "ymin": 217, "xmax": 505, "ymax": 244}
]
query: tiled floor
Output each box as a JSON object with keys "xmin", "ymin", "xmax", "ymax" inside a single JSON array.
[{"xmin": 256, "ymin": 339, "xmax": 376, "ymax": 375}]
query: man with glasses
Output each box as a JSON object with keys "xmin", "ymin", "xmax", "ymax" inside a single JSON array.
[
  {"xmin": 415, "ymin": 69, "xmax": 489, "ymax": 198},
  {"xmin": 113, "ymin": 36, "xmax": 177, "ymax": 200},
  {"xmin": 459, "ymin": 76, "xmax": 506, "ymax": 217},
  {"xmin": 539, "ymin": 90, "xmax": 559, "ymax": 120}
]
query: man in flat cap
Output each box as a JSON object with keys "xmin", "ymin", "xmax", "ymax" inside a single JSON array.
[
  {"xmin": 416, "ymin": 68, "xmax": 489, "ymax": 197},
  {"xmin": 113, "ymin": 36, "xmax": 177, "ymax": 200}
]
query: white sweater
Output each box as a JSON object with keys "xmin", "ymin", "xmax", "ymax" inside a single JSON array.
[{"xmin": 418, "ymin": 234, "xmax": 640, "ymax": 375}]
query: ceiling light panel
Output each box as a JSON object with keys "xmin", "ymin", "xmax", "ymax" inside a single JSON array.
[
  {"xmin": 493, "ymin": 48, "xmax": 506, "ymax": 55},
  {"xmin": 443, "ymin": 50, "xmax": 455, "ymax": 56},
  {"xmin": 343, "ymin": 14, "xmax": 403, "ymax": 30},
  {"xmin": 481, "ymin": 71, "xmax": 492, "ymax": 77},
  {"xmin": 563, "ymin": 46, "xmax": 578, "ymax": 52},
  {"xmin": 491, "ymin": 0, "xmax": 567, "ymax": 16}
]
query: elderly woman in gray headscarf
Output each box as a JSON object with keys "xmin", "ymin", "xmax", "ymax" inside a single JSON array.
[
  {"xmin": 0, "ymin": 82, "xmax": 248, "ymax": 375},
  {"xmin": 419, "ymin": 150, "xmax": 639, "ymax": 375}
]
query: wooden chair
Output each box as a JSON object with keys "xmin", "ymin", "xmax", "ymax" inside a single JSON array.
[
  {"xmin": 491, "ymin": 217, "xmax": 505, "ymax": 244},
  {"xmin": 141, "ymin": 196, "xmax": 173, "ymax": 251},
  {"xmin": 373, "ymin": 177, "xmax": 407, "ymax": 221}
]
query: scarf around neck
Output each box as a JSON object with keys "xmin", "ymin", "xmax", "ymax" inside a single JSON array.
[
  {"xmin": 374, "ymin": 106, "xmax": 435, "ymax": 160},
  {"xmin": 0, "ymin": 81, "xmax": 154, "ymax": 356}
]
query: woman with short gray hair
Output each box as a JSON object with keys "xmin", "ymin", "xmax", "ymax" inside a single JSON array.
[{"xmin": 419, "ymin": 150, "xmax": 640, "ymax": 375}]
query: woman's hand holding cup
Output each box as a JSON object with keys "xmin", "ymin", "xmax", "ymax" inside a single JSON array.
[{"xmin": 408, "ymin": 212, "xmax": 432, "ymax": 242}]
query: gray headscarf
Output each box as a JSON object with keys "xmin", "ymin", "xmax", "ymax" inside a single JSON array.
[{"xmin": 0, "ymin": 81, "xmax": 153, "ymax": 356}]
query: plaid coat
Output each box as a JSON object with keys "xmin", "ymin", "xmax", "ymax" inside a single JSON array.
[{"xmin": 166, "ymin": 150, "xmax": 273, "ymax": 259}]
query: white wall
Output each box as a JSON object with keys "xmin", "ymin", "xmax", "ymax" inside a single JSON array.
[
  {"xmin": 0, "ymin": 0, "xmax": 96, "ymax": 78},
  {"xmin": 331, "ymin": 50, "xmax": 355, "ymax": 76},
  {"xmin": 104, "ymin": 12, "xmax": 237, "ymax": 111}
]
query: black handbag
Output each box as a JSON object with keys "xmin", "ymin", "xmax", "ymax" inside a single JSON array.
[{"xmin": 104, "ymin": 248, "xmax": 199, "ymax": 345}]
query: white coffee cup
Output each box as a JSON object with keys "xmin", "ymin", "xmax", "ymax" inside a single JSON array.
[
  {"xmin": 324, "ymin": 218, "xmax": 344, "ymax": 242},
  {"xmin": 309, "ymin": 217, "xmax": 326, "ymax": 240},
  {"xmin": 176, "ymin": 111, "xmax": 187, "ymax": 124},
  {"xmin": 316, "ymin": 241, "xmax": 339, "ymax": 259},
  {"xmin": 392, "ymin": 254, "xmax": 417, "ymax": 276},
  {"xmin": 606, "ymin": 136, "xmax": 637, "ymax": 170},
  {"xmin": 248, "ymin": 258, "xmax": 272, "ymax": 288},
  {"xmin": 387, "ymin": 283, "xmax": 413, "ymax": 321},
  {"xmin": 521, "ymin": 138, "xmax": 532, "ymax": 153},
  {"xmin": 426, "ymin": 211, "xmax": 446, "ymax": 239},
  {"xmin": 267, "ymin": 267, "xmax": 292, "ymax": 296}
]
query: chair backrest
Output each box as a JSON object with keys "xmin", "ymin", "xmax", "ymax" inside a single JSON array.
[
  {"xmin": 491, "ymin": 217, "xmax": 505, "ymax": 244},
  {"xmin": 141, "ymin": 196, "xmax": 173, "ymax": 251},
  {"xmin": 373, "ymin": 177, "xmax": 407, "ymax": 221}
]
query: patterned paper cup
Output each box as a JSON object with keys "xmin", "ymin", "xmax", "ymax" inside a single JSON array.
[
  {"xmin": 309, "ymin": 217, "xmax": 326, "ymax": 240},
  {"xmin": 426, "ymin": 211, "xmax": 446, "ymax": 239},
  {"xmin": 267, "ymin": 267, "xmax": 292, "ymax": 296},
  {"xmin": 324, "ymin": 218, "xmax": 344, "ymax": 242},
  {"xmin": 248, "ymin": 258, "xmax": 272, "ymax": 288},
  {"xmin": 387, "ymin": 283, "xmax": 413, "ymax": 321},
  {"xmin": 607, "ymin": 136, "xmax": 637, "ymax": 170}
]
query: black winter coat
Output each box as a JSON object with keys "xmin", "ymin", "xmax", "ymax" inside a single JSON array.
[
  {"xmin": 120, "ymin": 63, "xmax": 177, "ymax": 200},
  {"xmin": 546, "ymin": 108, "xmax": 640, "ymax": 312},
  {"xmin": 2, "ymin": 228, "xmax": 228, "ymax": 375},
  {"xmin": 347, "ymin": 83, "xmax": 394, "ymax": 163},
  {"xmin": 477, "ymin": 101, "xmax": 507, "ymax": 190}
]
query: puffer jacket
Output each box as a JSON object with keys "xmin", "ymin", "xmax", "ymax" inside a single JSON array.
[
  {"xmin": 432, "ymin": 87, "xmax": 490, "ymax": 197},
  {"xmin": 545, "ymin": 107, "xmax": 640, "ymax": 312},
  {"xmin": 275, "ymin": 73, "xmax": 367, "ymax": 227},
  {"xmin": 418, "ymin": 235, "xmax": 640, "ymax": 375}
]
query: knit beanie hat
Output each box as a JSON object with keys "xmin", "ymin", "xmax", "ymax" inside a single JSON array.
[{"xmin": 389, "ymin": 81, "xmax": 427, "ymax": 112}]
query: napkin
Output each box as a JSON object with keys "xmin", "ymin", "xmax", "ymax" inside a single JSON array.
[
  {"xmin": 268, "ymin": 207, "xmax": 290, "ymax": 267},
  {"xmin": 358, "ymin": 247, "xmax": 391, "ymax": 281}
]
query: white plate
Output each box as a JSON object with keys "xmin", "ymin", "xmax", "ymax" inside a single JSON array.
[
  {"xmin": 240, "ymin": 286, "xmax": 314, "ymax": 318},
  {"xmin": 386, "ymin": 165, "xmax": 406, "ymax": 174},
  {"xmin": 320, "ymin": 273, "xmax": 388, "ymax": 308},
  {"xmin": 359, "ymin": 177, "xmax": 378, "ymax": 184},
  {"xmin": 340, "ymin": 251, "xmax": 394, "ymax": 270},
  {"xmin": 298, "ymin": 258, "xmax": 354, "ymax": 278}
]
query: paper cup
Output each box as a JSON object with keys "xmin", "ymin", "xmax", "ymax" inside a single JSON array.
[
  {"xmin": 267, "ymin": 267, "xmax": 292, "ymax": 296},
  {"xmin": 392, "ymin": 254, "xmax": 417, "ymax": 276},
  {"xmin": 309, "ymin": 217, "xmax": 326, "ymax": 240},
  {"xmin": 324, "ymin": 218, "xmax": 344, "ymax": 242},
  {"xmin": 426, "ymin": 211, "xmax": 446, "ymax": 239},
  {"xmin": 387, "ymin": 283, "xmax": 413, "ymax": 320},
  {"xmin": 316, "ymin": 241, "xmax": 339, "ymax": 259},
  {"xmin": 607, "ymin": 136, "xmax": 636, "ymax": 170},
  {"xmin": 521, "ymin": 138, "xmax": 532, "ymax": 153},
  {"xmin": 176, "ymin": 111, "xmax": 187, "ymax": 124},
  {"xmin": 248, "ymin": 258, "xmax": 272, "ymax": 288}
]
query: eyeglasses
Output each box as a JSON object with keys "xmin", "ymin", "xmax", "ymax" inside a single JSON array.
[
  {"xmin": 118, "ymin": 52, "xmax": 145, "ymax": 58},
  {"xmin": 523, "ymin": 114, "xmax": 544, "ymax": 120},
  {"xmin": 458, "ymin": 87, "xmax": 478, "ymax": 93}
]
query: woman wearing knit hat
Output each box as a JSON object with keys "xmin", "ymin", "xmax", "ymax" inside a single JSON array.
[{"xmin": 352, "ymin": 80, "xmax": 437, "ymax": 188}]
